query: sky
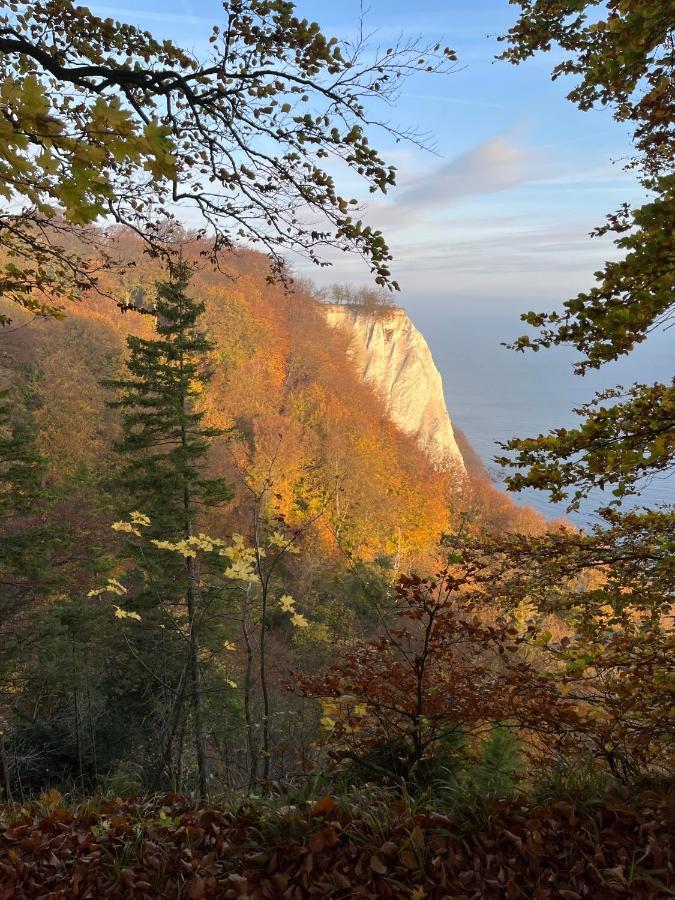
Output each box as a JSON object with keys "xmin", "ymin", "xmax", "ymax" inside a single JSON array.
[
  {"xmin": 86, "ymin": 1, "xmax": 670, "ymax": 521},
  {"xmin": 89, "ymin": 0, "xmax": 645, "ymax": 313}
]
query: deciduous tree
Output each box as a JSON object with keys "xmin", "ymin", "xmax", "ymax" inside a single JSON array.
[
  {"xmin": 490, "ymin": 2, "xmax": 674, "ymax": 782},
  {"xmin": 299, "ymin": 569, "xmax": 576, "ymax": 783},
  {"xmin": 498, "ymin": 1, "xmax": 674, "ymax": 503},
  {"xmin": 0, "ymin": 0, "xmax": 456, "ymax": 322}
]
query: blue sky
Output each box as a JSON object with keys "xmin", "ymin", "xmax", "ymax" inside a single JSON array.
[
  {"xmin": 87, "ymin": 1, "xmax": 672, "ymax": 521},
  {"xmin": 90, "ymin": 0, "xmax": 643, "ymax": 312}
]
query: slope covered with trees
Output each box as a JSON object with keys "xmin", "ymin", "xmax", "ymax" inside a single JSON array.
[
  {"xmin": 0, "ymin": 0, "xmax": 672, "ymax": 895},
  {"xmin": 5, "ymin": 235, "xmax": 536, "ymax": 798}
]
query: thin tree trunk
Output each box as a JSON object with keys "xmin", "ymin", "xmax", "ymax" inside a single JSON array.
[
  {"xmin": 155, "ymin": 660, "xmax": 188, "ymax": 789},
  {"xmin": 73, "ymin": 686, "xmax": 83, "ymax": 784},
  {"xmin": 179, "ymin": 343, "xmax": 209, "ymax": 798},
  {"xmin": 186, "ymin": 547, "xmax": 209, "ymax": 798},
  {"xmin": 254, "ymin": 506, "xmax": 271, "ymax": 785},
  {"xmin": 0, "ymin": 732, "xmax": 12, "ymax": 803},
  {"xmin": 175, "ymin": 711, "xmax": 187, "ymax": 793},
  {"xmin": 13, "ymin": 741, "xmax": 24, "ymax": 804},
  {"xmin": 259, "ymin": 582, "xmax": 271, "ymax": 784},
  {"xmin": 86, "ymin": 671, "xmax": 97, "ymax": 780},
  {"xmin": 71, "ymin": 638, "xmax": 83, "ymax": 785},
  {"xmin": 241, "ymin": 582, "xmax": 258, "ymax": 789}
]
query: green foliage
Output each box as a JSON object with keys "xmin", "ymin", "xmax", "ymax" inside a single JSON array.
[
  {"xmin": 0, "ymin": 390, "xmax": 66, "ymax": 686},
  {"xmin": 103, "ymin": 261, "xmax": 233, "ymax": 797},
  {"xmin": 498, "ymin": 382, "xmax": 675, "ymax": 507},
  {"xmin": 105, "ymin": 260, "xmax": 229, "ymax": 536},
  {"xmin": 309, "ymin": 560, "xmax": 394, "ymax": 638},
  {"xmin": 0, "ymin": 0, "xmax": 456, "ymax": 321},
  {"xmin": 501, "ymin": 0, "xmax": 672, "ymax": 367},
  {"xmin": 499, "ymin": 0, "xmax": 674, "ymax": 506},
  {"xmin": 10, "ymin": 600, "xmax": 106, "ymax": 791},
  {"xmin": 489, "ymin": 2, "xmax": 674, "ymax": 790},
  {"xmin": 0, "ymin": 388, "xmax": 42, "ymax": 517},
  {"xmin": 533, "ymin": 754, "xmax": 608, "ymax": 814},
  {"xmin": 463, "ymin": 727, "xmax": 523, "ymax": 801}
]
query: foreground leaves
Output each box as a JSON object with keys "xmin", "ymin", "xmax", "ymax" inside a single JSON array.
[{"xmin": 0, "ymin": 791, "xmax": 672, "ymax": 898}]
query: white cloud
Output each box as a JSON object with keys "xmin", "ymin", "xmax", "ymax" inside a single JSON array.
[
  {"xmin": 395, "ymin": 133, "xmax": 548, "ymax": 212},
  {"xmin": 90, "ymin": 4, "xmax": 215, "ymax": 25}
]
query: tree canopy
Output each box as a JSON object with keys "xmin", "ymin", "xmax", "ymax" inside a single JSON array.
[
  {"xmin": 498, "ymin": 0, "xmax": 674, "ymax": 506},
  {"xmin": 0, "ymin": 0, "xmax": 456, "ymax": 323},
  {"xmin": 477, "ymin": 0, "xmax": 675, "ymax": 786},
  {"xmin": 500, "ymin": 0, "xmax": 673, "ymax": 370}
]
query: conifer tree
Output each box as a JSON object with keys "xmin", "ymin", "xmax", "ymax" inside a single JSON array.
[
  {"xmin": 106, "ymin": 261, "xmax": 229, "ymax": 797},
  {"xmin": 0, "ymin": 389, "xmax": 45, "ymax": 651},
  {"xmin": 0, "ymin": 389, "xmax": 42, "ymax": 519},
  {"xmin": 0, "ymin": 390, "xmax": 47, "ymax": 797}
]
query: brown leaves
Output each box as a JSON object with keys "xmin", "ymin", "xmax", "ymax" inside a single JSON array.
[
  {"xmin": 0, "ymin": 790, "xmax": 671, "ymax": 898},
  {"xmin": 312, "ymin": 796, "xmax": 336, "ymax": 817},
  {"xmin": 298, "ymin": 569, "xmax": 578, "ymax": 780}
]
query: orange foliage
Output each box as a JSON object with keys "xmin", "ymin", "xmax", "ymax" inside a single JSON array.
[{"xmin": 1, "ymin": 236, "xmax": 457, "ymax": 568}]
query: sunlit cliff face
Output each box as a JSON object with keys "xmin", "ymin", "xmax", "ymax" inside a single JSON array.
[{"xmin": 324, "ymin": 304, "xmax": 466, "ymax": 479}]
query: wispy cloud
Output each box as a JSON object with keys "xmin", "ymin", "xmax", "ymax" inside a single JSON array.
[
  {"xmin": 395, "ymin": 134, "xmax": 548, "ymax": 212},
  {"xmin": 89, "ymin": 4, "xmax": 215, "ymax": 26}
]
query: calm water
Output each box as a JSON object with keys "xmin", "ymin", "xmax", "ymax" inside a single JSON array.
[{"xmin": 405, "ymin": 302, "xmax": 674, "ymax": 528}]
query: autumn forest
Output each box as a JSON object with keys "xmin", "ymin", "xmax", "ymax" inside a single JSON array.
[{"xmin": 0, "ymin": 1, "xmax": 673, "ymax": 897}]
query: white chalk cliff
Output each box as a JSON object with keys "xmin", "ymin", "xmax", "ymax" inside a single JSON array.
[{"xmin": 324, "ymin": 305, "xmax": 466, "ymax": 476}]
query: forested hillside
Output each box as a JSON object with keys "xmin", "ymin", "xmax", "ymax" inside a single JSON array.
[
  {"xmin": 1, "ymin": 234, "xmax": 550, "ymax": 799},
  {"xmin": 1, "ymin": 237, "xmax": 454, "ymax": 561},
  {"xmin": 0, "ymin": 0, "xmax": 671, "ymax": 896}
]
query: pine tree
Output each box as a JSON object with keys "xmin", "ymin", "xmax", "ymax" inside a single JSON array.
[
  {"xmin": 0, "ymin": 389, "xmax": 42, "ymax": 519},
  {"xmin": 0, "ymin": 390, "xmax": 49, "ymax": 799},
  {"xmin": 0, "ymin": 388, "xmax": 46, "ymax": 651},
  {"xmin": 105, "ymin": 260, "xmax": 229, "ymax": 797}
]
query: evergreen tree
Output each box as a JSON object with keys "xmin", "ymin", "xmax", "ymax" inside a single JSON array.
[
  {"xmin": 0, "ymin": 391, "xmax": 79, "ymax": 797},
  {"xmin": 0, "ymin": 389, "xmax": 46, "ymax": 668},
  {"xmin": 0, "ymin": 388, "xmax": 42, "ymax": 519},
  {"xmin": 105, "ymin": 261, "xmax": 230, "ymax": 797}
]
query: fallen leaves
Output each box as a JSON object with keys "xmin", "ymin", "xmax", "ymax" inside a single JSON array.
[
  {"xmin": 0, "ymin": 789, "xmax": 671, "ymax": 898},
  {"xmin": 312, "ymin": 796, "xmax": 336, "ymax": 817}
]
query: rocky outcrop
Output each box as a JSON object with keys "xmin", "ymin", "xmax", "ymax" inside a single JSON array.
[{"xmin": 323, "ymin": 305, "xmax": 466, "ymax": 476}]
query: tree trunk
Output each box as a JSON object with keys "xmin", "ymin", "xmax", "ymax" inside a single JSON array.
[
  {"xmin": 186, "ymin": 549, "xmax": 209, "ymax": 799},
  {"xmin": 13, "ymin": 741, "xmax": 25, "ymax": 804},
  {"xmin": 241, "ymin": 582, "xmax": 258, "ymax": 790},
  {"xmin": 71, "ymin": 639, "xmax": 83, "ymax": 784},
  {"xmin": 86, "ymin": 671, "xmax": 98, "ymax": 780},
  {"xmin": 154, "ymin": 660, "xmax": 189, "ymax": 790},
  {"xmin": 254, "ymin": 507, "xmax": 271, "ymax": 785},
  {"xmin": 179, "ymin": 356, "xmax": 209, "ymax": 798},
  {"xmin": 0, "ymin": 732, "xmax": 12, "ymax": 803},
  {"xmin": 175, "ymin": 711, "xmax": 187, "ymax": 792},
  {"xmin": 259, "ymin": 581, "xmax": 271, "ymax": 784}
]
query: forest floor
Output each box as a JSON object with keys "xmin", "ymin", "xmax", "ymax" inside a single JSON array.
[{"xmin": 0, "ymin": 788, "xmax": 672, "ymax": 898}]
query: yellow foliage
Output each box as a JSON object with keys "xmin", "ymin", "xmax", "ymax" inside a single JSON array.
[
  {"xmin": 113, "ymin": 606, "xmax": 141, "ymax": 621},
  {"xmin": 279, "ymin": 594, "xmax": 296, "ymax": 612}
]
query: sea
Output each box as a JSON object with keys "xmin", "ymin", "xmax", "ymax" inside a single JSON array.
[{"xmin": 405, "ymin": 302, "xmax": 673, "ymax": 529}]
